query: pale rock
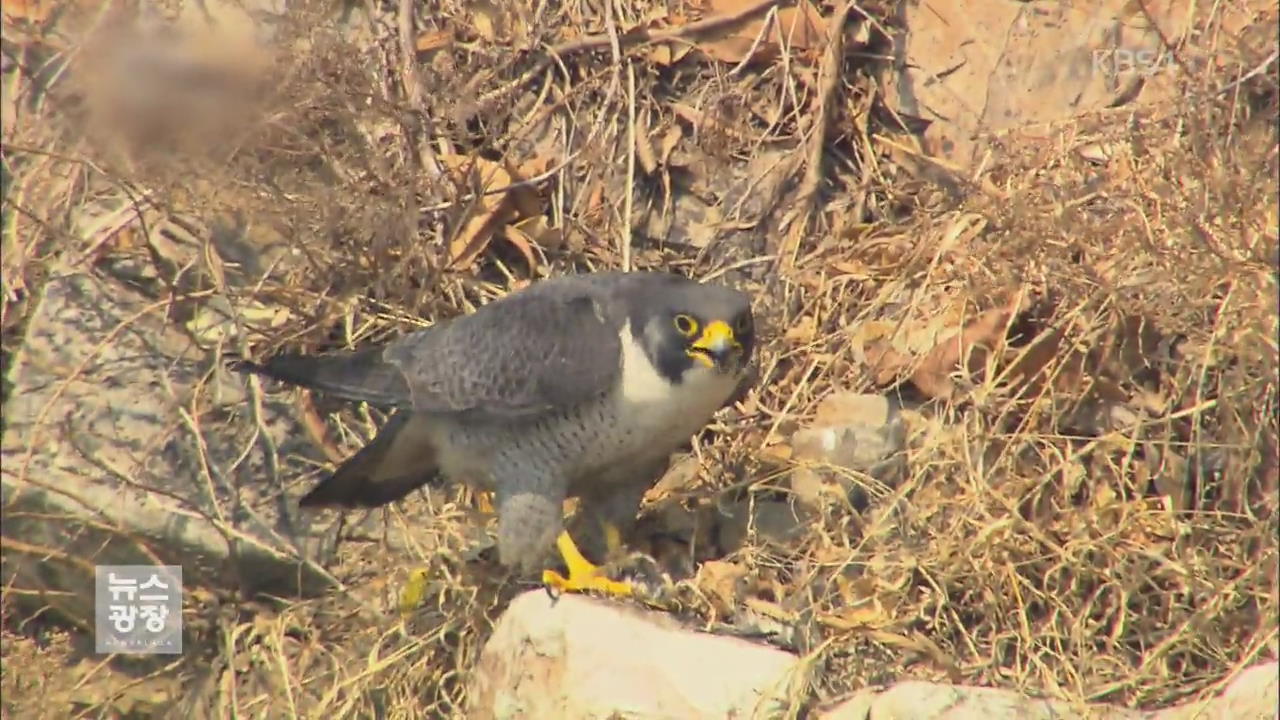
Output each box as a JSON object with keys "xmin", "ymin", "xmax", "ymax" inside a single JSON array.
[
  {"xmin": 2, "ymin": 266, "xmax": 335, "ymax": 626},
  {"xmin": 882, "ymin": 0, "xmax": 1269, "ymax": 170},
  {"xmin": 816, "ymin": 661, "xmax": 1279, "ymax": 720},
  {"xmin": 790, "ymin": 392, "xmax": 907, "ymax": 507},
  {"xmin": 1152, "ymin": 661, "xmax": 1279, "ymax": 720},
  {"xmin": 468, "ymin": 591, "xmax": 803, "ymax": 720}
]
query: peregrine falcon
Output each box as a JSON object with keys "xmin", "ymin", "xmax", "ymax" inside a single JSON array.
[{"xmin": 232, "ymin": 271, "xmax": 755, "ymax": 596}]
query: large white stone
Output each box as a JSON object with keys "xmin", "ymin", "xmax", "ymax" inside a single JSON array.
[{"xmin": 468, "ymin": 591, "xmax": 803, "ymax": 720}]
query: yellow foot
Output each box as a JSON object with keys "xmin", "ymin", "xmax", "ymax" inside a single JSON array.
[
  {"xmin": 398, "ymin": 567, "xmax": 430, "ymax": 619},
  {"xmin": 541, "ymin": 530, "xmax": 633, "ymax": 598}
]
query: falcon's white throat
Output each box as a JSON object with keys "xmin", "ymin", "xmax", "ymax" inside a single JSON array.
[{"xmin": 616, "ymin": 320, "xmax": 739, "ymax": 439}]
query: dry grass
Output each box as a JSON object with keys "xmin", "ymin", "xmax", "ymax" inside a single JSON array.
[{"xmin": 2, "ymin": 0, "xmax": 1277, "ymax": 717}]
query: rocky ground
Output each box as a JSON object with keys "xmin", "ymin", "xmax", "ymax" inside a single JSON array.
[{"xmin": 2, "ymin": 0, "xmax": 1277, "ymax": 717}]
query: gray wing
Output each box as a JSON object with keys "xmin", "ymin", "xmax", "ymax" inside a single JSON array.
[
  {"xmin": 233, "ymin": 285, "xmax": 622, "ymax": 417},
  {"xmin": 387, "ymin": 289, "xmax": 622, "ymax": 415}
]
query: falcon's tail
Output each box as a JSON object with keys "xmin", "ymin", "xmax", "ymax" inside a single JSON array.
[
  {"xmin": 299, "ymin": 411, "xmax": 443, "ymax": 508},
  {"xmin": 227, "ymin": 348, "xmax": 411, "ymax": 408}
]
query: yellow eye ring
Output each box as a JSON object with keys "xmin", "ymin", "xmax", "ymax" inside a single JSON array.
[{"xmin": 673, "ymin": 314, "xmax": 699, "ymax": 337}]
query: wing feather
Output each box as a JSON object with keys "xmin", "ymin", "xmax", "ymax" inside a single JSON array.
[
  {"xmin": 235, "ymin": 275, "xmax": 633, "ymax": 417},
  {"xmin": 384, "ymin": 284, "xmax": 623, "ymax": 416},
  {"xmin": 229, "ymin": 346, "xmax": 412, "ymax": 408}
]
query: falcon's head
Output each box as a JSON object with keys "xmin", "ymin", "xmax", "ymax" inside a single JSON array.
[{"xmin": 626, "ymin": 277, "xmax": 755, "ymax": 387}]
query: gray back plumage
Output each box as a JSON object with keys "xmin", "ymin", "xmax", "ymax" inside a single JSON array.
[
  {"xmin": 384, "ymin": 271, "xmax": 745, "ymax": 417},
  {"xmin": 237, "ymin": 272, "xmax": 748, "ymax": 420}
]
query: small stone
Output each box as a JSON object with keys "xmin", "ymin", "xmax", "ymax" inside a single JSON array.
[{"xmin": 790, "ymin": 392, "xmax": 908, "ymax": 503}]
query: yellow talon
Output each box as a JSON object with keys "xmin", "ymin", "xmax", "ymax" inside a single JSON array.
[{"xmin": 541, "ymin": 530, "xmax": 633, "ymax": 597}]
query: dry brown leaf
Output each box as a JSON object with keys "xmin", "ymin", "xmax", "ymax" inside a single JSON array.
[
  {"xmin": 658, "ymin": 123, "xmax": 684, "ymax": 165},
  {"xmin": 911, "ymin": 300, "xmax": 1020, "ymax": 400},
  {"xmin": 635, "ymin": 113, "xmax": 659, "ymax": 175},
  {"xmin": 857, "ymin": 324, "xmax": 912, "ymax": 386},
  {"xmin": 758, "ymin": 443, "xmax": 793, "ymax": 465},
  {"xmin": 514, "ymin": 153, "xmax": 554, "ymax": 180},
  {"xmin": 471, "ymin": 0, "xmax": 504, "ymax": 42},
  {"xmin": 783, "ymin": 314, "xmax": 817, "ymax": 344},
  {"xmin": 695, "ymin": 0, "xmax": 826, "ymax": 65},
  {"xmin": 438, "ymin": 154, "xmax": 518, "ymax": 269},
  {"xmin": 506, "ymin": 186, "xmax": 542, "ymax": 221},
  {"xmin": 415, "ymin": 30, "xmax": 453, "ymax": 53},
  {"xmin": 584, "ymin": 181, "xmax": 606, "ymax": 223},
  {"xmin": 695, "ymin": 560, "xmax": 748, "ymax": 615},
  {"xmin": 828, "ymin": 259, "xmax": 872, "ymax": 279},
  {"xmin": 514, "ymin": 216, "xmax": 564, "ymax": 251},
  {"xmin": 1000, "ymin": 325, "xmax": 1067, "ymax": 397},
  {"xmin": 634, "ymin": 7, "xmax": 692, "ymax": 65},
  {"xmin": 916, "ymin": 302, "xmax": 1013, "ymax": 397},
  {"xmin": 818, "ymin": 601, "xmax": 886, "ymax": 630},
  {"xmin": 501, "ymin": 224, "xmax": 540, "ymax": 271},
  {"xmin": 647, "ymin": 455, "xmax": 701, "ymax": 499},
  {"xmin": 447, "ymin": 203, "xmax": 512, "ymax": 268},
  {"xmin": 670, "ymin": 102, "xmax": 703, "ymax": 128},
  {"xmin": 648, "ymin": 44, "xmax": 696, "ymax": 66}
]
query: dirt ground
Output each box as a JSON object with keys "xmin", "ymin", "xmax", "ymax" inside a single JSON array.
[{"xmin": 2, "ymin": 0, "xmax": 1277, "ymax": 717}]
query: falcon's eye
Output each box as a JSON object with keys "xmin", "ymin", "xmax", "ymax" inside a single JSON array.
[{"xmin": 673, "ymin": 314, "xmax": 699, "ymax": 337}]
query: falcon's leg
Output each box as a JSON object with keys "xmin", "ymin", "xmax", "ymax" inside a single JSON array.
[
  {"xmin": 541, "ymin": 531, "xmax": 633, "ymax": 597},
  {"xmin": 484, "ymin": 454, "xmax": 565, "ymax": 560},
  {"xmin": 495, "ymin": 489, "xmax": 565, "ymax": 573},
  {"xmin": 542, "ymin": 469, "xmax": 658, "ymax": 598}
]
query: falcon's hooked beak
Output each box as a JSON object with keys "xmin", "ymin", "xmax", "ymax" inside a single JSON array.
[{"xmin": 687, "ymin": 320, "xmax": 743, "ymax": 371}]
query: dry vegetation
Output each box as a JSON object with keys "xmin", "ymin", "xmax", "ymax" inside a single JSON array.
[{"xmin": 2, "ymin": 0, "xmax": 1277, "ymax": 717}]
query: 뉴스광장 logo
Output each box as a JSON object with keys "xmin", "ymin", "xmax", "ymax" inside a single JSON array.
[{"xmin": 94, "ymin": 565, "xmax": 183, "ymax": 654}]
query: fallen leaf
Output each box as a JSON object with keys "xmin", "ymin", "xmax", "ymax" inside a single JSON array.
[
  {"xmin": 471, "ymin": 0, "xmax": 504, "ymax": 42},
  {"xmin": 438, "ymin": 154, "xmax": 518, "ymax": 269},
  {"xmin": 999, "ymin": 324, "xmax": 1066, "ymax": 396},
  {"xmin": 853, "ymin": 319, "xmax": 913, "ymax": 385},
  {"xmin": 828, "ymin": 259, "xmax": 872, "ymax": 279},
  {"xmin": 759, "ymin": 443, "xmax": 793, "ymax": 465},
  {"xmin": 911, "ymin": 298, "xmax": 1020, "ymax": 400},
  {"xmin": 416, "ymin": 30, "xmax": 453, "ymax": 53},
  {"xmin": 448, "ymin": 204, "xmax": 514, "ymax": 269},
  {"xmin": 658, "ymin": 123, "xmax": 684, "ymax": 164},
  {"xmin": 784, "ymin": 314, "xmax": 817, "ymax": 344},
  {"xmin": 584, "ymin": 181, "xmax": 606, "ymax": 223},
  {"xmin": 648, "ymin": 454, "xmax": 701, "ymax": 498},
  {"xmin": 502, "ymin": 224, "xmax": 541, "ymax": 270},
  {"xmin": 695, "ymin": 560, "xmax": 748, "ymax": 614},
  {"xmin": 696, "ymin": 0, "xmax": 826, "ymax": 65},
  {"xmin": 635, "ymin": 111, "xmax": 659, "ymax": 175},
  {"xmin": 514, "ymin": 215, "xmax": 565, "ymax": 250},
  {"xmin": 648, "ymin": 44, "xmax": 695, "ymax": 66}
]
